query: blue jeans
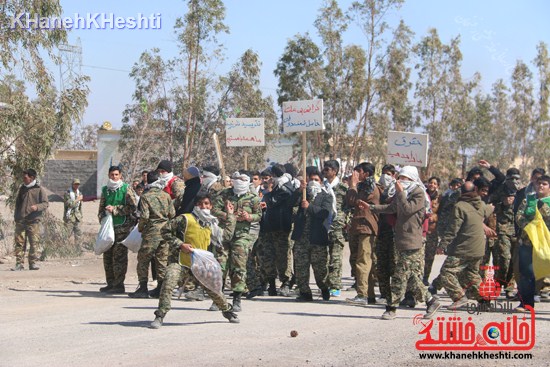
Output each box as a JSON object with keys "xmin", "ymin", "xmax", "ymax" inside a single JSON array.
[{"xmin": 517, "ymin": 241, "xmax": 535, "ymax": 307}]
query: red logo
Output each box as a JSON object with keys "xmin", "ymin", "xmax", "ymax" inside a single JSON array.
[{"xmin": 478, "ymin": 265, "xmax": 502, "ymax": 301}]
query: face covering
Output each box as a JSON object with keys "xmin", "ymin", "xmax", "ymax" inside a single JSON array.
[
  {"xmin": 231, "ymin": 172, "xmax": 250, "ymax": 196},
  {"xmin": 107, "ymin": 178, "xmax": 123, "ymax": 191},
  {"xmin": 24, "ymin": 180, "xmax": 37, "ymax": 188},
  {"xmin": 308, "ymin": 181, "xmax": 323, "ymax": 200},
  {"xmin": 378, "ymin": 174, "xmax": 394, "ymax": 189}
]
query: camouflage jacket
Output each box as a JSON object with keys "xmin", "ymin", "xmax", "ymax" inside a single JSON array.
[
  {"xmin": 327, "ymin": 180, "xmax": 348, "ymax": 231},
  {"xmin": 211, "ymin": 188, "xmax": 261, "ymax": 237},
  {"xmin": 138, "ymin": 187, "xmax": 175, "ymax": 237},
  {"xmin": 495, "ymin": 201, "xmax": 516, "ymax": 236},
  {"xmin": 63, "ymin": 189, "xmax": 83, "ymax": 223}
]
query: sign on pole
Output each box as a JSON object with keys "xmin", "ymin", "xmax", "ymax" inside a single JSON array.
[
  {"xmin": 386, "ymin": 131, "xmax": 429, "ymax": 167},
  {"xmin": 282, "ymin": 99, "xmax": 324, "ymax": 133},
  {"xmin": 225, "ymin": 118, "xmax": 265, "ymax": 147}
]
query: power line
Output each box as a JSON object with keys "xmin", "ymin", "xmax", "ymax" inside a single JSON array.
[{"xmin": 82, "ymin": 64, "xmax": 131, "ymax": 73}]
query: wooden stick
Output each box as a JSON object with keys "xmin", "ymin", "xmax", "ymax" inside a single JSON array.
[
  {"xmin": 244, "ymin": 151, "xmax": 248, "ymax": 171},
  {"xmin": 302, "ymin": 131, "xmax": 307, "ymax": 201},
  {"xmin": 213, "ymin": 133, "xmax": 226, "ymax": 178}
]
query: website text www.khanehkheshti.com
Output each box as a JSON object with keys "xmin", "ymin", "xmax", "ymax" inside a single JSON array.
[{"xmin": 419, "ymin": 351, "xmax": 533, "ymax": 360}]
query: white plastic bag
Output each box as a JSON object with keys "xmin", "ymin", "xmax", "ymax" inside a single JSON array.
[
  {"xmin": 190, "ymin": 249, "xmax": 223, "ymax": 296},
  {"xmin": 95, "ymin": 213, "xmax": 115, "ymax": 255},
  {"xmin": 121, "ymin": 225, "xmax": 142, "ymax": 253}
]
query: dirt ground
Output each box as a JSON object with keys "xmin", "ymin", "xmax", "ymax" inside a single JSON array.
[{"xmin": 0, "ymin": 200, "xmax": 549, "ymax": 366}]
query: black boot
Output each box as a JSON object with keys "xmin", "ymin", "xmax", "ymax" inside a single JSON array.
[
  {"xmin": 149, "ymin": 280, "xmax": 163, "ymax": 299},
  {"xmin": 128, "ymin": 281, "xmax": 149, "ymax": 298},
  {"xmin": 267, "ymin": 279, "xmax": 277, "ymax": 296},
  {"xmin": 232, "ymin": 292, "xmax": 242, "ymax": 312}
]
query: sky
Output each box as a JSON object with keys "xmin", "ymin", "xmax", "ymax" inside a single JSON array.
[{"xmin": 50, "ymin": 0, "xmax": 550, "ymax": 128}]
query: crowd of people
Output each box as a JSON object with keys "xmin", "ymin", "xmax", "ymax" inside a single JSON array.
[{"xmin": 10, "ymin": 158, "xmax": 550, "ymax": 327}]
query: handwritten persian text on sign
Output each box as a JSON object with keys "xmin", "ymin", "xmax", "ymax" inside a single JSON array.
[
  {"xmin": 225, "ymin": 118, "xmax": 265, "ymax": 147},
  {"xmin": 282, "ymin": 99, "xmax": 324, "ymax": 133},
  {"xmin": 387, "ymin": 131, "xmax": 429, "ymax": 167}
]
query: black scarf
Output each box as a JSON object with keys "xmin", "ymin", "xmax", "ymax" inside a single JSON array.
[{"xmin": 176, "ymin": 176, "xmax": 202, "ymax": 216}]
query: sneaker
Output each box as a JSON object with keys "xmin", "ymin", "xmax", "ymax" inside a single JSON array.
[
  {"xmin": 296, "ymin": 293, "xmax": 313, "ymax": 302},
  {"xmin": 321, "ymin": 289, "xmax": 331, "ymax": 301},
  {"xmin": 422, "ymin": 277, "xmax": 430, "ymax": 286},
  {"xmin": 346, "ymin": 295, "xmax": 368, "ymax": 306},
  {"xmin": 424, "ymin": 296, "xmax": 441, "ymax": 319},
  {"xmin": 208, "ymin": 302, "xmax": 220, "ymax": 311},
  {"xmin": 428, "ymin": 285, "xmax": 437, "ymax": 295},
  {"xmin": 245, "ymin": 287, "xmax": 265, "ymax": 300},
  {"xmin": 447, "ymin": 295, "xmax": 469, "ymax": 311},
  {"xmin": 534, "ymin": 295, "xmax": 541, "ymax": 303},
  {"xmin": 381, "ymin": 308, "xmax": 397, "ymax": 320},
  {"xmin": 540, "ymin": 292, "xmax": 549, "ymax": 299},
  {"xmin": 106, "ymin": 285, "xmax": 125, "ymax": 294},
  {"xmin": 29, "ymin": 264, "xmax": 40, "ymax": 270},
  {"xmin": 514, "ymin": 306, "xmax": 529, "ymax": 313},
  {"xmin": 150, "ymin": 316, "xmax": 163, "ymax": 329},
  {"xmin": 329, "ymin": 289, "xmax": 341, "ymax": 297},
  {"xmin": 11, "ymin": 264, "xmax": 24, "ymax": 271}
]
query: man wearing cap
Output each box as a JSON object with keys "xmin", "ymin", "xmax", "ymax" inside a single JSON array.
[
  {"xmin": 63, "ymin": 178, "xmax": 83, "ymax": 252},
  {"xmin": 12, "ymin": 169, "xmax": 49, "ymax": 271},
  {"xmin": 156, "ymin": 160, "xmax": 185, "ymax": 211},
  {"xmin": 211, "ymin": 171, "xmax": 262, "ymax": 312}
]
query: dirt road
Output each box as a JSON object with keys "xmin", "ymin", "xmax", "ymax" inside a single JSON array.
[{"xmin": 0, "ymin": 201, "xmax": 548, "ymax": 366}]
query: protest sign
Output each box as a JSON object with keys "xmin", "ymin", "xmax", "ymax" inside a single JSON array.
[
  {"xmin": 282, "ymin": 99, "xmax": 324, "ymax": 133},
  {"xmin": 387, "ymin": 131, "xmax": 429, "ymax": 167},
  {"xmin": 225, "ymin": 118, "xmax": 265, "ymax": 147}
]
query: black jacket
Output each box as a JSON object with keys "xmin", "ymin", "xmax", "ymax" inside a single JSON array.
[
  {"xmin": 176, "ymin": 177, "xmax": 201, "ymax": 215},
  {"xmin": 262, "ymin": 181, "xmax": 295, "ymax": 232},
  {"xmin": 291, "ymin": 190, "xmax": 334, "ymax": 246}
]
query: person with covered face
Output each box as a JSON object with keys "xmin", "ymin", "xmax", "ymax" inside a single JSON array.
[
  {"xmin": 291, "ymin": 167, "xmax": 334, "ymax": 302},
  {"xmin": 366, "ymin": 166, "xmax": 441, "ymax": 320},
  {"xmin": 156, "ymin": 160, "xmax": 185, "ymax": 211},
  {"xmin": 63, "ymin": 178, "xmax": 83, "ymax": 253},
  {"xmin": 211, "ymin": 171, "xmax": 262, "ymax": 312},
  {"xmin": 423, "ymin": 176, "xmax": 441, "ymax": 285},
  {"xmin": 98, "ymin": 166, "xmax": 138, "ymax": 294}
]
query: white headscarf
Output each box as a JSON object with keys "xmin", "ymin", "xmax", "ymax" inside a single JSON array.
[
  {"xmin": 273, "ymin": 173, "xmax": 292, "ymax": 189},
  {"xmin": 202, "ymin": 171, "xmax": 220, "ymax": 190},
  {"xmin": 24, "ymin": 180, "xmax": 37, "ymax": 188},
  {"xmin": 398, "ymin": 166, "xmax": 431, "ymax": 214},
  {"xmin": 231, "ymin": 172, "xmax": 250, "ymax": 196},
  {"xmin": 106, "ymin": 179, "xmax": 123, "ymax": 191},
  {"xmin": 158, "ymin": 171, "xmax": 174, "ymax": 188},
  {"xmin": 192, "ymin": 206, "xmax": 223, "ymax": 248},
  {"xmin": 146, "ymin": 179, "xmax": 165, "ymax": 190},
  {"xmin": 323, "ymin": 177, "xmax": 339, "ymax": 217}
]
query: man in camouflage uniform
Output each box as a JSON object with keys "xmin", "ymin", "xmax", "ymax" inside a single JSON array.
[
  {"xmin": 437, "ymin": 181, "xmax": 493, "ymax": 309},
  {"xmin": 150, "ymin": 194, "xmax": 239, "ymax": 328},
  {"xmin": 423, "ymin": 176, "xmax": 441, "ymax": 285},
  {"xmin": 291, "ymin": 168, "xmax": 333, "ymax": 302},
  {"xmin": 98, "ymin": 166, "xmax": 138, "ymax": 294},
  {"xmin": 211, "ymin": 171, "xmax": 261, "ymax": 312},
  {"xmin": 515, "ymin": 175, "xmax": 550, "ymax": 311},
  {"xmin": 322, "ymin": 160, "xmax": 348, "ymax": 297},
  {"xmin": 12, "ymin": 169, "xmax": 49, "ymax": 271},
  {"xmin": 493, "ymin": 188, "xmax": 517, "ymax": 297},
  {"xmin": 63, "ymin": 178, "xmax": 83, "ymax": 252},
  {"xmin": 129, "ymin": 171, "xmax": 175, "ymax": 298}
]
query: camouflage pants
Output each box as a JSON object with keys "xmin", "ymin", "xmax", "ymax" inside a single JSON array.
[
  {"xmin": 494, "ymin": 232, "xmax": 515, "ymax": 291},
  {"xmin": 216, "ymin": 233, "xmax": 253, "ymax": 293},
  {"xmin": 423, "ymin": 231, "xmax": 439, "ymax": 281},
  {"xmin": 375, "ymin": 228, "xmax": 395, "ymax": 299},
  {"xmin": 439, "ymin": 255, "xmax": 483, "ymax": 302},
  {"xmin": 480, "ymin": 238, "xmax": 497, "ymax": 279},
  {"xmin": 14, "ymin": 220, "xmax": 41, "ymax": 267},
  {"xmin": 293, "ymin": 238, "xmax": 329, "ymax": 295},
  {"xmin": 328, "ymin": 229, "xmax": 346, "ymax": 290},
  {"xmin": 261, "ymin": 230, "xmax": 292, "ymax": 284},
  {"xmin": 246, "ymin": 238, "xmax": 266, "ymax": 291},
  {"xmin": 136, "ymin": 236, "xmax": 168, "ymax": 283},
  {"xmin": 64, "ymin": 221, "xmax": 82, "ymax": 247},
  {"xmin": 155, "ymin": 262, "xmax": 229, "ymax": 318},
  {"xmin": 353, "ymin": 233, "xmax": 377, "ymax": 299},
  {"xmin": 389, "ymin": 248, "xmax": 430, "ymax": 308},
  {"xmin": 103, "ymin": 227, "xmax": 131, "ymax": 287}
]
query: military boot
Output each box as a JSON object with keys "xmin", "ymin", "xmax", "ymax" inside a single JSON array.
[
  {"xmin": 150, "ymin": 316, "xmax": 163, "ymax": 329},
  {"xmin": 267, "ymin": 279, "xmax": 277, "ymax": 296},
  {"xmin": 279, "ymin": 281, "xmax": 291, "ymax": 297},
  {"xmin": 221, "ymin": 304, "xmax": 240, "ymax": 324},
  {"xmin": 232, "ymin": 292, "xmax": 242, "ymax": 312},
  {"xmin": 128, "ymin": 281, "xmax": 149, "ymax": 298},
  {"xmin": 148, "ymin": 280, "xmax": 163, "ymax": 299}
]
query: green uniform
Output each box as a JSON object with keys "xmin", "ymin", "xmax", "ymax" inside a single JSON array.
[
  {"xmin": 494, "ymin": 200, "xmax": 516, "ymax": 291},
  {"xmin": 212, "ymin": 188, "xmax": 261, "ymax": 292},
  {"xmin": 327, "ymin": 181, "xmax": 348, "ymax": 290},
  {"xmin": 136, "ymin": 187, "xmax": 175, "ymax": 283},
  {"xmin": 63, "ymin": 188, "xmax": 83, "ymax": 248}
]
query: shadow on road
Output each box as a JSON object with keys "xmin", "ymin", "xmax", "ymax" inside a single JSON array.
[
  {"xmin": 277, "ymin": 311, "xmax": 386, "ymax": 320},
  {"xmin": 8, "ymin": 288, "xmax": 108, "ymax": 298},
  {"xmin": 87, "ymin": 320, "xmax": 225, "ymax": 328}
]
